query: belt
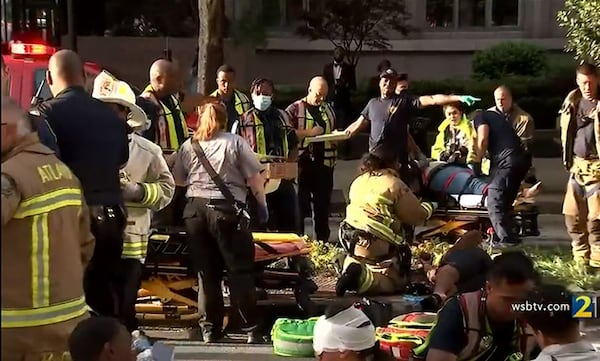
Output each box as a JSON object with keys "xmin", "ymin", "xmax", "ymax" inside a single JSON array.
[{"xmin": 191, "ymin": 197, "xmax": 246, "ymax": 208}]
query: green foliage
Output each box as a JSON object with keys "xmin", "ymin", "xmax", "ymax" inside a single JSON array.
[
  {"xmin": 295, "ymin": 0, "xmax": 411, "ymax": 66},
  {"xmin": 472, "ymin": 42, "xmax": 549, "ymax": 80},
  {"xmin": 308, "ymin": 241, "xmax": 345, "ymax": 276},
  {"xmin": 227, "ymin": 3, "xmax": 268, "ymax": 48},
  {"xmin": 557, "ymin": 0, "xmax": 600, "ymax": 65}
]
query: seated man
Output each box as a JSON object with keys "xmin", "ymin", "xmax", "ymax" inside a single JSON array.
[
  {"xmin": 522, "ymin": 284, "xmax": 597, "ymax": 361},
  {"xmin": 336, "ymin": 148, "xmax": 438, "ymax": 297},
  {"xmin": 412, "ymin": 251, "xmax": 540, "ymax": 361}
]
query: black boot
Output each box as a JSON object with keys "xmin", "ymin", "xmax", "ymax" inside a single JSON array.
[
  {"xmin": 247, "ymin": 328, "xmax": 268, "ymax": 344},
  {"xmin": 201, "ymin": 324, "xmax": 224, "ymax": 344},
  {"xmin": 336, "ymin": 263, "xmax": 363, "ymax": 297}
]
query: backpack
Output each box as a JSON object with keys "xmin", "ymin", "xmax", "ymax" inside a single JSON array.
[
  {"xmin": 376, "ymin": 312, "xmax": 437, "ymax": 361},
  {"xmin": 271, "ymin": 317, "xmax": 320, "ymax": 357}
]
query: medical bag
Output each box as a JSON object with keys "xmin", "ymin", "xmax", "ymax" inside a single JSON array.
[
  {"xmin": 376, "ymin": 312, "xmax": 437, "ymax": 361},
  {"xmin": 271, "ymin": 317, "xmax": 319, "ymax": 357}
]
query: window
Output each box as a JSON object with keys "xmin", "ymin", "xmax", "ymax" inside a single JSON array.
[
  {"xmin": 262, "ymin": 0, "xmax": 319, "ymax": 29},
  {"xmin": 425, "ymin": 0, "xmax": 520, "ymax": 29}
]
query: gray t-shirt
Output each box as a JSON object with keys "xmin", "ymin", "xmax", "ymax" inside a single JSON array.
[{"xmin": 173, "ymin": 132, "xmax": 262, "ymax": 203}]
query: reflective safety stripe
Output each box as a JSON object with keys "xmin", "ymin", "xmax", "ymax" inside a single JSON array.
[
  {"xmin": 210, "ymin": 89, "xmax": 251, "ymax": 118},
  {"xmin": 252, "ymin": 112, "xmax": 289, "ymax": 158},
  {"xmin": 144, "ymin": 86, "xmax": 188, "ymax": 151},
  {"xmin": 13, "ymin": 188, "xmax": 82, "ymax": 219},
  {"xmin": 122, "ymin": 241, "xmax": 146, "ymax": 259},
  {"xmin": 140, "ymin": 183, "xmax": 160, "ymax": 207},
  {"xmin": 295, "ymin": 100, "xmax": 336, "ymax": 167},
  {"xmin": 420, "ymin": 202, "xmax": 434, "ymax": 219},
  {"xmin": 1, "ymin": 296, "xmax": 88, "ymax": 328},
  {"xmin": 31, "ymin": 213, "xmax": 50, "ymax": 307}
]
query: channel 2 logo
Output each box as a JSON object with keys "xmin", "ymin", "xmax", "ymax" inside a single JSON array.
[{"xmin": 571, "ymin": 295, "xmax": 598, "ymax": 318}]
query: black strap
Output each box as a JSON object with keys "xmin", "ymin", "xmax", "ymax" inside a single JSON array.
[{"xmin": 190, "ymin": 141, "xmax": 238, "ymax": 209}]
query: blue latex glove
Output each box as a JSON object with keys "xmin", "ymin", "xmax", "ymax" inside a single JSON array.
[
  {"xmin": 468, "ymin": 162, "xmax": 482, "ymax": 176},
  {"xmin": 257, "ymin": 203, "xmax": 269, "ymax": 224},
  {"xmin": 458, "ymin": 95, "xmax": 481, "ymax": 106}
]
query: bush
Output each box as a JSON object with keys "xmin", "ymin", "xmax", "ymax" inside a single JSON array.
[{"xmin": 472, "ymin": 41, "xmax": 549, "ymax": 80}]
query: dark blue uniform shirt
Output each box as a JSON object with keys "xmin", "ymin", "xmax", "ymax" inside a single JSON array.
[
  {"xmin": 37, "ymin": 86, "xmax": 129, "ymax": 206},
  {"xmin": 473, "ymin": 110, "xmax": 524, "ymax": 163}
]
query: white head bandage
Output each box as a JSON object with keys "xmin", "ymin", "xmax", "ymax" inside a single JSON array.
[{"xmin": 313, "ymin": 306, "xmax": 376, "ymax": 355}]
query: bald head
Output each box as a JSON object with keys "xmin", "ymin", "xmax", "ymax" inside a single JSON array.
[
  {"xmin": 149, "ymin": 59, "xmax": 180, "ymax": 97},
  {"xmin": 307, "ymin": 76, "xmax": 328, "ymax": 106},
  {"xmin": 493, "ymin": 85, "xmax": 513, "ymax": 114},
  {"xmin": 2, "ymin": 96, "xmax": 33, "ymax": 155},
  {"xmin": 47, "ymin": 50, "xmax": 85, "ymax": 96}
]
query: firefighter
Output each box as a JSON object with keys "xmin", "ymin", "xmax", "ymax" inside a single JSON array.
[
  {"xmin": 336, "ymin": 147, "xmax": 438, "ymax": 296},
  {"xmin": 412, "ymin": 252, "xmax": 539, "ymax": 361},
  {"xmin": 92, "ymin": 71, "xmax": 175, "ymax": 332},
  {"xmin": 1, "ymin": 97, "xmax": 95, "ymax": 361},
  {"xmin": 560, "ymin": 63, "xmax": 600, "ymax": 270},
  {"xmin": 234, "ymin": 77, "xmax": 300, "ymax": 233},
  {"xmin": 210, "ymin": 64, "xmax": 252, "ymax": 132},
  {"xmin": 286, "ymin": 76, "xmax": 337, "ymax": 242}
]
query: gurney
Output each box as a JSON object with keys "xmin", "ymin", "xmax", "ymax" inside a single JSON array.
[
  {"xmin": 416, "ymin": 162, "xmax": 540, "ymax": 243},
  {"xmin": 135, "ymin": 228, "xmax": 318, "ymax": 322}
]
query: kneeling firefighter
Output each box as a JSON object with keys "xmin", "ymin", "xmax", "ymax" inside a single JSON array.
[{"xmin": 336, "ymin": 148, "xmax": 438, "ymax": 296}]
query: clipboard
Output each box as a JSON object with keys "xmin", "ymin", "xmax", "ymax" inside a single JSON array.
[{"xmin": 305, "ymin": 130, "xmax": 351, "ymax": 143}]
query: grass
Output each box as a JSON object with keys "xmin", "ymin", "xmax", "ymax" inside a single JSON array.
[{"xmin": 308, "ymin": 240, "xmax": 600, "ymax": 291}]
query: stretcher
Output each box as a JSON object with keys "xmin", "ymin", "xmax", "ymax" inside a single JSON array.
[{"xmin": 135, "ymin": 228, "xmax": 318, "ymax": 321}]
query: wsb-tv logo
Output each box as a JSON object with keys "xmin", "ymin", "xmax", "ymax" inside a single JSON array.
[{"xmin": 571, "ymin": 295, "xmax": 598, "ymax": 318}]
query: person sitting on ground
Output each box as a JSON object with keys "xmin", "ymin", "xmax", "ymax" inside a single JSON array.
[
  {"xmin": 336, "ymin": 147, "xmax": 438, "ymax": 297},
  {"xmin": 431, "ymin": 102, "xmax": 476, "ymax": 165},
  {"xmin": 313, "ymin": 303, "xmax": 393, "ymax": 361},
  {"xmin": 69, "ymin": 317, "xmax": 136, "ymax": 361},
  {"xmin": 412, "ymin": 251, "xmax": 540, "ymax": 361},
  {"xmin": 522, "ymin": 283, "xmax": 598, "ymax": 361}
]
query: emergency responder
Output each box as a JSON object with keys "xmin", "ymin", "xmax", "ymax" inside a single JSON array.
[
  {"xmin": 412, "ymin": 251, "xmax": 539, "ymax": 361},
  {"xmin": 336, "ymin": 147, "xmax": 438, "ymax": 297},
  {"xmin": 522, "ymin": 284, "xmax": 598, "ymax": 361},
  {"xmin": 470, "ymin": 109, "xmax": 531, "ymax": 247},
  {"xmin": 490, "ymin": 85, "xmax": 537, "ymax": 184},
  {"xmin": 34, "ymin": 50, "xmax": 129, "ymax": 319},
  {"xmin": 234, "ymin": 77, "xmax": 300, "ymax": 233},
  {"xmin": 92, "ymin": 71, "xmax": 175, "ymax": 332},
  {"xmin": 1, "ymin": 97, "xmax": 95, "ymax": 361},
  {"xmin": 560, "ymin": 63, "xmax": 600, "ymax": 270},
  {"xmin": 210, "ymin": 64, "xmax": 252, "ymax": 131},
  {"xmin": 173, "ymin": 101, "xmax": 267, "ymax": 344},
  {"xmin": 344, "ymin": 68, "xmax": 480, "ymax": 177},
  {"xmin": 286, "ymin": 76, "xmax": 337, "ymax": 242},
  {"xmin": 430, "ymin": 102, "xmax": 476, "ymax": 164}
]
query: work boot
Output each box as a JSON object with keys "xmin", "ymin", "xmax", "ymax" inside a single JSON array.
[
  {"xmin": 200, "ymin": 324, "xmax": 224, "ymax": 344},
  {"xmin": 336, "ymin": 263, "xmax": 363, "ymax": 297},
  {"xmin": 247, "ymin": 329, "xmax": 268, "ymax": 344}
]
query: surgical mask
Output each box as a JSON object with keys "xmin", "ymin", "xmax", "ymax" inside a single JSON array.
[{"xmin": 252, "ymin": 94, "xmax": 272, "ymax": 111}]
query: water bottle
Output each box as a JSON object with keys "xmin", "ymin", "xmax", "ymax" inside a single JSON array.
[
  {"xmin": 132, "ymin": 330, "xmax": 152, "ymax": 353},
  {"xmin": 136, "ymin": 349, "xmax": 153, "ymax": 361}
]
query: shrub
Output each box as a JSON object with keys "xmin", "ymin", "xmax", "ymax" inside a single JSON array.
[{"xmin": 472, "ymin": 41, "xmax": 549, "ymax": 80}]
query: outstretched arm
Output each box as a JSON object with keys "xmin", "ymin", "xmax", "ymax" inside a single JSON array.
[{"xmin": 419, "ymin": 95, "xmax": 481, "ymax": 108}]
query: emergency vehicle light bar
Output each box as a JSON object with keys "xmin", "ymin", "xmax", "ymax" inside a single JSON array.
[{"xmin": 10, "ymin": 43, "xmax": 56, "ymax": 57}]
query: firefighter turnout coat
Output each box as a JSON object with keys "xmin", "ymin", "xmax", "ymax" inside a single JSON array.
[
  {"xmin": 121, "ymin": 134, "xmax": 175, "ymax": 261},
  {"xmin": 1, "ymin": 134, "xmax": 94, "ymax": 361}
]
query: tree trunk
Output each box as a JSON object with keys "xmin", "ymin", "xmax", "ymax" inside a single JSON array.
[{"xmin": 197, "ymin": 0, "xmax": 225, "ymax": 94}]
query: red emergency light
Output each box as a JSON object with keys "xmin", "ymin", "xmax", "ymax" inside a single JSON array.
[{"xmin": 10, "ymin": 42, "xmax": 56, "ymax": 57}]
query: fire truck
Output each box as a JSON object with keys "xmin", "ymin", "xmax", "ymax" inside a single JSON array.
[{"xmin": 1, "ymin": 0, "xmax": 102, "ymax": 109}]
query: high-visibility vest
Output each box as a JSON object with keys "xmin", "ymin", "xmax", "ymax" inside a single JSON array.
[
  {"xmin": 238, "ymin": 109, "xmax": 290, "ymax": 158},
  {"xmin": 291, "ymin": 99, "xmax": 337, "ymax": 168},
  {"xmin": 412, "ymin": 290, "xmax": 537, "ymax": 361},
  {"xmin": 142, "ymin": 85, "xmax": 189, "ymax": 151},
  {"xmin": 210, "ymin": 89, "xmax": 252, "ymax": 128},
  {"xmin": 2, "ymin": 136, "xmax": 90, "ymax": 328}
]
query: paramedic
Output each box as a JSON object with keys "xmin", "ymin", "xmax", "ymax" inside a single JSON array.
[
  {"xmin": 286, "ymin": 76, "xmax": 338, "ymax": 242},
  {"xmin": 430, "ymin": 103, "xmax": 477, "ymax": 164},
  {"xmin": 336, "ymin": 147, "xmax": 438, "ymax": 297},
  {"xmin": 471, "ymin": 109, "xmax": 531, "ymax": 247},
  {"xmin": 522, "ymin": 284, "xmax": 598, "ymax": 361},
  {"xmin": 489, "ymin": 86, "xmax": 536, "ymax": 184},
  {"xmin": 92, "ymin": 72, "xmax": 175, "ymax": 332},
  {"xmin": 412, "ymin": 251, "xmax": 539, "ymax": 361},
  {"xmin": 173, "ymin": 101, "xmax": 267, "ymax": 344},
  {"xmin": 1, "ymin": 98, "xmax": 94, "ymax": 361},
  {"xmin": 210, "ymin": 64, "xmax": 252, "ymax": 131},
  {"xmin": 234, "ymin": 78, "xmax": 300, "ymax": 233},
  {"xmin": 313, "ymin": 303, "xmax": 384, "ymax": 361},
  {"xmin": 344, "ymin": 68, "xmax": 480, "ymax": 184},
  {"xmin": 35, "ymin": 50, "xmax": 129, "ymax": 319},
  {"xmin": 560, "ymin": 63, "xmax": 600, "ymax": 270}
]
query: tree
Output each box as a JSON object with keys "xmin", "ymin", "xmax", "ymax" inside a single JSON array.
[
  {"xmin": 197, "ymin": 0, "xmax": 225, "ymax": 94},
  {"xmin": 296, "ymin": 0, "xmax": 411, "ymax": 67},
  {"xmin": 557, "ymin": 0, "xmax": 600, "ymax": 65}
]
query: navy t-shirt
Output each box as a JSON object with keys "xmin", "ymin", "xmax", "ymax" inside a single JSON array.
[{"xmin": 473, "ymin": 110, "xmax": 523, "ymax": 161}]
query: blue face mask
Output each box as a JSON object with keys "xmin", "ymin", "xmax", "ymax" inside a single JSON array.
[{"xmin": 252, "ymin": 94, "xmax": 272, "ymax": 111}]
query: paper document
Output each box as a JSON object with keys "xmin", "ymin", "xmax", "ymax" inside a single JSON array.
[{"xmin": 305, "ymin": 130, "xmax": 351, "ymax": 143}]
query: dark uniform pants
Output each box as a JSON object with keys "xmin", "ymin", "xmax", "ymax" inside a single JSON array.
[
  {"xmin": 114, "ymin": 258, "xmax": 143, "ymax": 332},
  {"xmin": 84, "ymin": 205, "xmax": 126, "ymax": 318},
  {"xmin": 487, "ymin": 154, "xmax": 531, "ymax": 244},
  {"xmin": 298, "ymin": 161, "xmax": 334, "ymax": 241},
  {"xmin": 152, "ymin": 185, "xmax": 187, "ymax": 228},
  {"xmin": 249, "ymin": 179, "xmax": 300, "ymax": 233},
  {"xmin": 183, "ymin": 198, "xmax": 258, "ymax": 332}
]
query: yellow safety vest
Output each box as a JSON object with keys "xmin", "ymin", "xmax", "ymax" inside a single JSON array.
[
  {"xmin": 210, "ymin": 89, "xmax": 252, "ymax": 120},
  {"xmin": 142, "ymin": 85, "xmax": 188, "ymax": 151},
  {"xmin": 239, "ymin": 110, "xmax": 290, "ymax": 158},
  {"xmin": 294, "ymin": 100, "xmax": 337, "ymax": 168}
]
